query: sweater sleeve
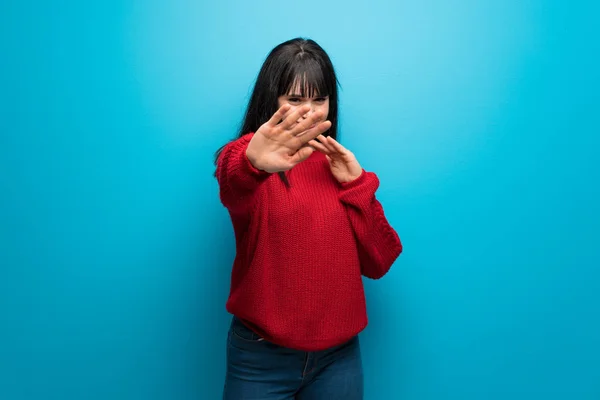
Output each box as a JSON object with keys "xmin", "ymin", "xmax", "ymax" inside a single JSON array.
[
  {"xmin": 215, "ymin": 133, "xmax": 271, "ymax": 215},
  {"xmin": 338, "ymin": 170, "xmax": 403, "ymax": 279}
]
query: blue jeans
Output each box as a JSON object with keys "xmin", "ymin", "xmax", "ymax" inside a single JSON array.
[{"xmin": 223, "ymin": 316, "xmax": 364, "ymax": 400}]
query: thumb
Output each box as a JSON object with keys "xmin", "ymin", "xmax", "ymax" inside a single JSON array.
[{"xmin": 290, "ymin": 145, "xmax": 315, "ymax": 165}]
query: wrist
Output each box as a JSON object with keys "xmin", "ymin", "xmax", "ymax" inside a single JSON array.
[
  {"xmin": 245, "ymin": 134, "xmax": 266, "ymax": 171},
  {"xmin": 245, "ymin": 138, "xmax": 272, "ymax": 174},
  {"xmin": 245, "ymin": 146, "xmax": 259, "ymax": 169},
  {"xmin": 339, "ymin": 173, "xmax": 361, "ymax": 183},
  {"xmin": 344, "ymin": 164, "xmax": 364, "ymax": 183},
  {"xmin": 339, "ymin": 169, "xmax": 366, "ymax": 186}
]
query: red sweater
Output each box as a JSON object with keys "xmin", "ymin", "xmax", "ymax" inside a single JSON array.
[{"xmin": 216, "ymin": 133, "xmax": 402, "ymax": 351}]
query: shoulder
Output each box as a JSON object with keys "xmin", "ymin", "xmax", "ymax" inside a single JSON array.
[
  {"xmin": 223, "ymin": 133, "xmax": 254, "ymax": 151},
  {"xmin": 217, "ymin": 133, "xmax": 255, "ymax": 164}
]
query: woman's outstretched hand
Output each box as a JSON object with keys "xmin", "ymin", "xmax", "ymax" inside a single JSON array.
[
  {"xmin": 309, "ymin": 135, "xmax": 362, "ymax": 183},
  {"xmin": 246, "ymin": 104, "xmax": 332, "ymax": 173}
]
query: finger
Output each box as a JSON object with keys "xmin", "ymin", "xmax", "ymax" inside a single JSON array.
[
  {"xmin": 318, "ymin": 135, "xmax": 337, "ymax": 153},
  {"xmin": 279, "ymin": 106, "xmax": 312, "ymax": 130},
  {"xmin": 295, "ymin": 120, "xmax": 332, "ymax": 146},
  {"xmin": 290, "ymin": 110, "xmax": 326, "ymax": 136},
  {"xmin": 326, "ymin": 136, "xmax": 352, "ymax": 156},
  {"xmin": 290, "ymin": 145, "xmax": 315, "ymax": 165},
  {"xmin": 267, "ymin": 104, "xmax": 292, "ymax": 126},
  {"xmin": 308, "ymin": 139, "xmax": 332, "ymax": 154}
]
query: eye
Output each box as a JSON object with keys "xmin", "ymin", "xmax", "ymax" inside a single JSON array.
[
  {"xmin": 288, "ymin": 98, "xmax": 301, "ymax": 103},
  {"xmin": 314, "ymin": 97, "xmax": 327, "ymax": 103}
]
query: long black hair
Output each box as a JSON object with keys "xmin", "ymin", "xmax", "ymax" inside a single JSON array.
[{"xmin": 214, "ymin": 38, "xmax": 340, "ymax": 183}]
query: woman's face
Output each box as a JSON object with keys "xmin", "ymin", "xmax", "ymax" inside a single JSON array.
[{"xmin": 277, "ymin": 79, "xmax": 329, "ymax": 128}]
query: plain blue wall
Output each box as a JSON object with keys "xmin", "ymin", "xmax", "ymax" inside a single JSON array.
[{"xmin": 1, "ymin": 0, "xmax": 599, "ymax": 399}]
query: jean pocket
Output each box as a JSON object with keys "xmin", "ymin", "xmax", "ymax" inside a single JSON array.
[{"xmin": 230, "ymin": 317, "xmax": 265, "ymax": 343}]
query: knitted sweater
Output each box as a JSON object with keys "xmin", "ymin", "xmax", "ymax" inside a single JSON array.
[{"xmin": 216, "ymin": 133, "xmax": 402, "ymax": 351}]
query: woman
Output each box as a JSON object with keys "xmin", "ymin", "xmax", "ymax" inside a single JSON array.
[{"xmin": 215, "ymin": 37, "xmax": 402, "ymax": 399}]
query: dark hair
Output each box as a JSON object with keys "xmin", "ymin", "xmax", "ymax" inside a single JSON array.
[{"xmin": 214, "ymin": 38, "xmax": 340, "ymax": 184}]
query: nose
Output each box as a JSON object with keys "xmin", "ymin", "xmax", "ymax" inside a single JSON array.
[{"xmin": 302, "ymin": 103, "xmax": 314, "ymax": 119}]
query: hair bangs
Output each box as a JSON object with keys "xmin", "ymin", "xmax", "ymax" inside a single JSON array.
[{"xmin": 279, "ymin": 56, "xmax": 331, "ymax": 98}]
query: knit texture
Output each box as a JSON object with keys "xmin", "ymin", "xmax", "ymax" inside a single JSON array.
[{"xmin": 216, "ymin": 133, "xmax": 402, "ymax": 351}]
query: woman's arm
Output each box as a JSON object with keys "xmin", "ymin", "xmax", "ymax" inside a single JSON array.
[
  {"xmin": 308, "ymin": 135, "xmax": 402, "ymax": 278},
  {"xmin": 215, "ymin": 133, "xmax": 271, "ymax": 215},
  {"xmin": 339, "ymin": 170, "xmax": 403, "ymax": 279}
]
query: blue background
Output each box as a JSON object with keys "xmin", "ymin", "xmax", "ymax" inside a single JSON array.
[{"xmin": 1, "ymin": 0, "xmax": 599, "ymax": 399}]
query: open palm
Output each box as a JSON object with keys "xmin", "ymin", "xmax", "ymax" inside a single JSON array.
[{"xmin": 247, "ymin": 105, "xmax": 332, "ymax": 173}]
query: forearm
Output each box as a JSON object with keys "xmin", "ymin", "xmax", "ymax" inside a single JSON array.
[
  {"xmin": 339, "ymin": 170, "xmax": 403, "ymax": 279},
  {"xmin": 216, "ymin": 134, "xmax": 271, "ymax": 214}
]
